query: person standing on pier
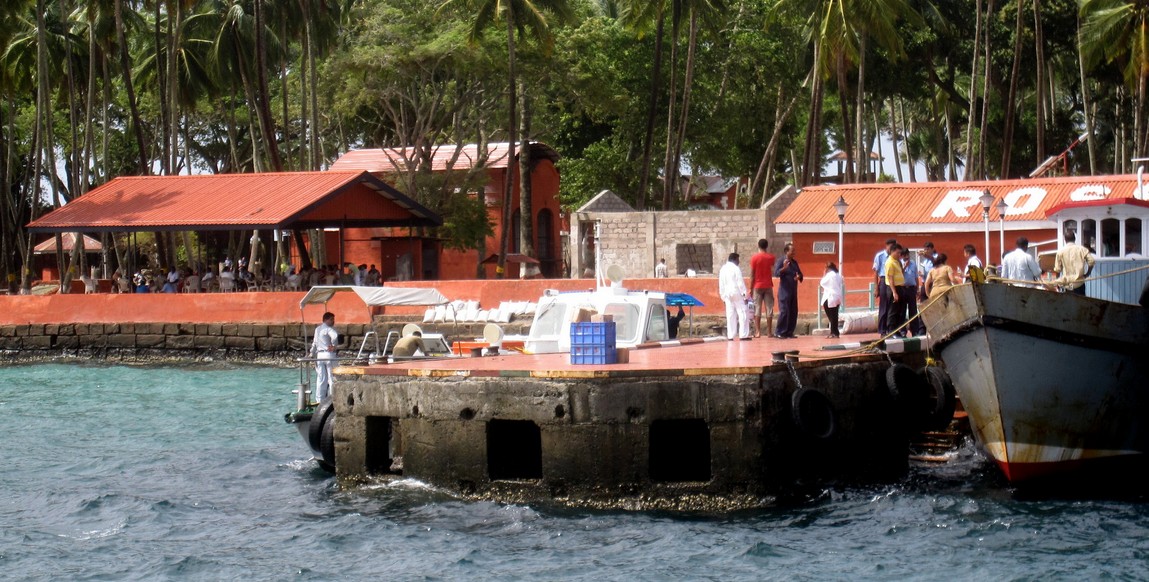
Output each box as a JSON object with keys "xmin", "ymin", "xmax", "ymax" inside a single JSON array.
[
  {"xmin": 718, "ymin": 253, "xmax": 750, "ymax": 340},
  {"xmin": 749, "ymin": 239, "xmax": 776, "ymax": 338},
  {"xmin": 773, "ymin": 243, "xmax": 804, "ymax": 338},
  {"xmin": 819, "ymin": 262, "xmax": 844, "ymax": 339},
  {"xmin": 883, "ymin": 244, "xmax": 908, "ymax": 338},
  {"xmin": 872, "ymin": 239, "xmax": 897, "ymax": 335},
  {"xmin": 312, "ymin": 312, "xmax": 339, "ymax": 403}
]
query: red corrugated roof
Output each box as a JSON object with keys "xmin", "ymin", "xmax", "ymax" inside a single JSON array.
[
  {"xmin": 330, "ymin": 142, "xmax": 560, "ymax": 173},
  {"xmin": 27, "ymin": 171, "xmax": 441, "ymax": 233},
  {"xmin": 33, "ymin": 233, "xmax": 103, "ymax": 253},
  {"xmin": 775, "ymin": 175, "xmax": 1149, "ymax": 231}
]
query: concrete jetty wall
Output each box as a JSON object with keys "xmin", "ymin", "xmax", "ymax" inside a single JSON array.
[{"xmin": 331, "ymin": 352, "xmax": 925, "ymax": 510}]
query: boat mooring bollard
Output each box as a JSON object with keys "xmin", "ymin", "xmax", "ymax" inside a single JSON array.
[{"xmin": 771, "ymin": 351, "xmax": 787, "ymax": 364}]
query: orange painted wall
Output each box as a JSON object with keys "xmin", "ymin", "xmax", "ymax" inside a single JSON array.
[{"xmin": 1, "ymin": 276, "xmax": 743, "ymax": 327}]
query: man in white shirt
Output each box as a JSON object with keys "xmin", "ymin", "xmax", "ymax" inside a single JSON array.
[
  {"xmin": 1000, "ymin": 236, "xmax": 1042, "ymax": 287},
  {"xmin": 717, "ymin": 253, "xmax": 749, "ymax": 340},
  {"xmin": 654, "ymin": 258, "xmax": 668, "ymax": 278},
  {"xmin": 312, "ymin": 312, "xmax": 339, "ymax": 402}
]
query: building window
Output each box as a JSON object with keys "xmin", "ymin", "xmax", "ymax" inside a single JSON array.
[
  {"xmin": 1101, "ymin": 218, "xmax": 1120, "ymax": 257},
  {"xmin": 1126, "ymin": 218, "xmax": 1143, "ymax": 257},
  {"xmin": 675, "ymin": 244, "xmax": 713, "ymax": 275}
]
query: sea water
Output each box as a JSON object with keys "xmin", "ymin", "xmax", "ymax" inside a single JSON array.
[{"xmin": 2, "ymin": 362, "xmax": 1147, "ymax": 581}]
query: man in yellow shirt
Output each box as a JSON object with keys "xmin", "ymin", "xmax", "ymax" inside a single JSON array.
[
  {"xmin": 883, "ymin": 244, "xmax": 908, "ymax": 338},
  {"xmin": 1050, "ymin": 240, "xmax": 1095, "ymax": 295}
]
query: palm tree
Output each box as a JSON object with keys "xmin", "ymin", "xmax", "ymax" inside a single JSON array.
[
  {"xmin": 438, "ymin": 0, "xmax": 574, "ymax": 277},
  {"xmin": 1080, "ymin": 0, "xmax": 1149, "ymax": 157},
  {"xmin": 777, "ymin": 0, "xmax": 919, "ymax": 184}
]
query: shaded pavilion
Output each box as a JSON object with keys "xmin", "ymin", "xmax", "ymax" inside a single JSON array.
[{"xmin": 26, "ymin": 171, "xmax": 442, "ymax": 283}]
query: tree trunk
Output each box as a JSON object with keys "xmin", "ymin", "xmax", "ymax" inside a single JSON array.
[
  {"xmin": 854, "ymin": 37, "xmax": 868, "ymax": 182},
  {"xmin": 661, "ymin": 8, "xmax": 682, "ymax": 210},
  {"xmin": 497, "ymin": 5, "xmax": 518, "ymax": 279},
  {"xmin": 977, "ymin": 0, "xmax": 996, "ymax": 178},
  {"xmin": 635, "ymin": 10, "xmax": 665, "ymax": 211},
  {"xmin": 519, "ymin": 85, "xmax": 535, "ymax": 261},
  {"xmin": 115, "ymin": 0, "xmax": 149, "ymax": 174},
  {"xmin": 887, "ymin": 99, "xmax": 903, "ymax": 182},
  {"xmin": 836, "ymin": 51, "xmax": 855, "ymax": 183},
  {"xmin": 1000, "ymin": 0, "xmax": 1024, "ymax": 177},
  {"xmin": 670, "ymin": 13, "xmax": 700, "ymax": 204},
  {"xmin": 964, "ymin": 0, "xmax": 983, "ymax": 180}
]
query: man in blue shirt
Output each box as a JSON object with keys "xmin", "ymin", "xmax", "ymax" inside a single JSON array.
[
  {"xmin": 901, "ymin": 247, "xmax": 925, "ymax": 336},
  {"xmin": 872, "ymin": 238, "xmax": 896, "ymax": 335}
]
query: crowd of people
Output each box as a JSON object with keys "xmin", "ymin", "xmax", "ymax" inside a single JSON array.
[
  {"xmin": 104, "ymin": 260, "xmax": 387, "ymax": 294},
  {"xmin": 717, "ymin": 233, "xmax": 1098, "ymax": 342}
]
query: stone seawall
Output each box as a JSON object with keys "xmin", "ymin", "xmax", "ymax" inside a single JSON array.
[{"xmin": 0, "ymin": 322, "xmax": 325, "ymax": 362}]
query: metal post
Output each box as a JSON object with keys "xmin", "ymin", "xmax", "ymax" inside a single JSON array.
[
  {"xmin": 980, "ymin": 190, "xmax": 994, "ymax": 264},
  {"xmin": 995, "ymin": 198, "xmax": 1009, "ymax": 263}
]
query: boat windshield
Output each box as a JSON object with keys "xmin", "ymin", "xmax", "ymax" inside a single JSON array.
[
  {"xmin": 530, "ymin": 302, "xmax": 567, "ymax": 339},
  {"xmin": 603, "ymin": 303, "xmax": 640, "ymax": 343},
  {"xmin": 645, "ymin": 305, "xmax": 668, "ymax": 342}
]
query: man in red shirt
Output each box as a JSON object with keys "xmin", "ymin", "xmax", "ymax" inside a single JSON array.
[{"xmin": 749, "ymin": 238, "xmax": 776, "ymax": 338}]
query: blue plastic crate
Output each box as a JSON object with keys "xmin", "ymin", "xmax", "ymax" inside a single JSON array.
[
  {"xmin": 570, "ymin": 321, "xmax": 617, "ymax": 348},
  {"xmin": 570, "ymin": 345, "xmax": 618, "ymax": 365}
]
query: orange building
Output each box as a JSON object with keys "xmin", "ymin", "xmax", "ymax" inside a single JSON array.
[
  {"xmin": 773, "ymin": 175, "xmax": 1149, "ymax": 312},
  {"xmin": 327, "ymin": 143, "xmax": 562, "ymax": 281}
]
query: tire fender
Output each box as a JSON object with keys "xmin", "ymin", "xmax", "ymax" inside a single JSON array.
[
  {"xmin": 319, "ymin": 411, "xmax": 336, "ymax": 471},
  {"xmin": 308, "ymin": 400, "xmax": 335, "ymax": 453},
  {"xmin": 791, "ymin": 387, "xmax": 837, "ymax": 440},
  {"xmin": 918, "ymin": 366, "xmax": 957, "ymax": 431}
]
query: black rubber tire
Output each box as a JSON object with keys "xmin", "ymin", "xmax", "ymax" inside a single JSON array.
[
  {"xmin": 919, "ymin": 366, "xmax": 957, "ymax": 431},
  {"xmin": 791, "ymin": 387, "xmax": 837, "ymax": 440},
  {"xmin": 885, "ymin": 363, "xmax": 921, "ymax": 403},
  {"xmin": 319, "ymin": 411, "xmax": 336, "ymax": 470},
  {"xmin": 308, "ymin": 400, "xmax": 335, "ymax": 453}
]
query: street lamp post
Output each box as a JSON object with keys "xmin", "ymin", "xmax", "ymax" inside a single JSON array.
[
  {"xmin": 979, "ymin": 189, "xmax": 994, "ymax": 264},
  {"xmin": 994, "ymin": 198, "xmax": 1008, "ymax": 263},
  {"xmin": 833, "ymin": 195, "xmax": 848, "ymax": 275}
]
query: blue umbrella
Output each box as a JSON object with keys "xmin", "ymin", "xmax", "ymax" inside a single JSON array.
[
  {"xmin": 663, "ymin": 293, "xmax": 703, "ymax": 337},
  {"xmin": 665, "ymin": 292, "xmax": 704, "ymax": 307}
]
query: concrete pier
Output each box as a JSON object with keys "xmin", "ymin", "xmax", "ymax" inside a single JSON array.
[{"xmin": 328, "ymin": 342, "xmax": 929, "ymax": 510}]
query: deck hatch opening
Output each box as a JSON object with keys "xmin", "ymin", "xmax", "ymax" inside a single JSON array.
[
  {"xmin": 365, "ymin": 416, "xmax": 399, "ymax": 475},
  {"xmin": 487, "ymin": 419, "xmax": 543, "ymax": 480},
  {"xmin": 650, "ymin": 418, "xmax": 711, "ymax": 482}
]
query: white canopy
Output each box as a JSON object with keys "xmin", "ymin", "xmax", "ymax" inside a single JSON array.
[{"xmin": 299, "ymin": 285, "xmax": 449, "ymax": 309}]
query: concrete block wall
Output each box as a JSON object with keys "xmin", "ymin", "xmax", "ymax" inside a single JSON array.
[{"xmin": 573, "ymin": 209, "xmax": 773, "ymax": 280}]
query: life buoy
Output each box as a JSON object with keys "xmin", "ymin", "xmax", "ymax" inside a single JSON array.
[
  {"xmin": 319, "ymin": 411, "xmax": 336, "ymax": 471},
  {"xmin": 791, "ymin": 387, "xmax": 836, "ymax": 440},
  {"xmin": 308, "ymin": 400, "xmax": 335, "ymax": 453},
  {"xmin": 918, "ymin": 366, "xmax": 957, "ymax": 431}
]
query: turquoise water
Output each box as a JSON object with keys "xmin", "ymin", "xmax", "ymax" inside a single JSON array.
[{"xmin": 2, "ymin": 362, "xmax": 1147, "ymax": 581}]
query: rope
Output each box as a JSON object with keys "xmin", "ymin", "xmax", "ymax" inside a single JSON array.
[
  {"xmin": 987, "ymin": 261, "xmax": 1149, "ymax": 289},
  {"xmin": 792, "ymin": 285, "xmax": 957, "ymax": 361},
  {"xmin": 796, "ymin": 261, "xmax": 1149, "ymax": 361}
]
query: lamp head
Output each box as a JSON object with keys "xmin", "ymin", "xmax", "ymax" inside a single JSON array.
[
  {"xmin": 979, "ymin": 190, "xmax": 994, "ymax": 213},
  {"xmin": 833, "ymin": 195, "xmax": 848, "ymax": 220}
]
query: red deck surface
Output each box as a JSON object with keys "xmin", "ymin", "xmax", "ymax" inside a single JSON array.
[{"xmin": 343, "ymin": 333, "xmax": 888, "ymax": 379}]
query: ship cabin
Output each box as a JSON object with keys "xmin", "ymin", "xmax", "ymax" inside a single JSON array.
[{"xmin": 1048, "ymin": 196, "xmax": 1149, "ymax": 304}]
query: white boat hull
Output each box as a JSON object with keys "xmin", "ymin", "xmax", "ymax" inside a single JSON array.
[{"xmin": 921, "ymin": 283, "xmax": 1149, "ymax": 483}]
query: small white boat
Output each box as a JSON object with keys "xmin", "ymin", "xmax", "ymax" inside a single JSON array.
[
  {"xmin": 285, "ymin": 285, "xmax": 450, "ymax": 471},
  {"xmin": 523, "ymin": 286, "xmax": 672, "ymax": 354}
]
